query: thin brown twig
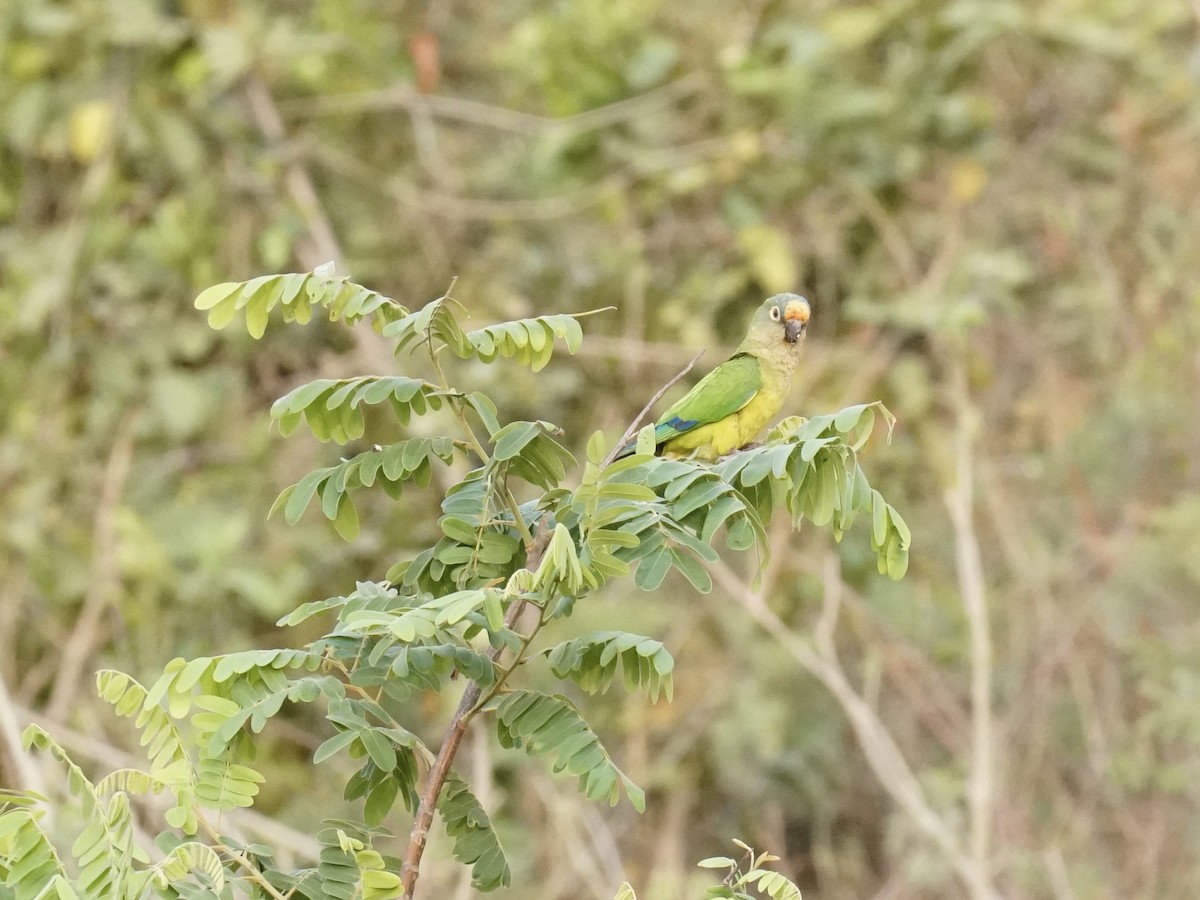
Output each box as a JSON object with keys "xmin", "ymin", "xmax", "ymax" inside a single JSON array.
[
  {"xmin": 401, "ymin": 523, "xmax": 554, "ymax": 900},
  {"xmin": 600, "ymin": 351, "xmax": 704, "ymax": 469},
  {"xmin": 196, "ymin": 811, "xmax": 290, "ymax": 900}
]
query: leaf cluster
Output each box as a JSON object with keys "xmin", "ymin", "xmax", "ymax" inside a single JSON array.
[
  {"xmin": 11, "ymin": 274, "xmax": 909, "ymax": 898},
  {"xmin": 614, "ymin": 839, "xmax": 802, "ymax": 900}
]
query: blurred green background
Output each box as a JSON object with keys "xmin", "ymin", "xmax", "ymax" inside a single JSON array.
[{"xmin": 3, "ymin": 0, "xmax": 1200, "ymax": 897}]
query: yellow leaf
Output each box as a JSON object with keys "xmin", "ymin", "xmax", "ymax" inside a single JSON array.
[
  {"xmin": 69, "ymin": 100, "xmax": 114, "ymax": 163},
  {"xmin": 950, "ymin": 158, "xmax": 987, "ymax": 204},
  {"xmin": 822, "ymin": 7, "xmax": 886, "ymax": 49}
]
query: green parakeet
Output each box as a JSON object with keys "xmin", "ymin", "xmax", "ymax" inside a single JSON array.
[{"xmin": 620, "ymin": 293, "xmax": 810, "ymax": 461}]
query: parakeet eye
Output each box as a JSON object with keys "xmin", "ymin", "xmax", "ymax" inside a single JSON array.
[{"xmin": 770, "ymin": 307, "xmax": 781, "ymax": 321}]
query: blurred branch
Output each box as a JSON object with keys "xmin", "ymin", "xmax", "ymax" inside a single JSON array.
[
  {"xmin": 245, "ymin": 76, "xmax": 343, "ymax": 267},
  {"xmin": 0, "ymin": 670, "xmax": 44, "ymax": 798},
  {"xmin": 244, "ymin": 75, "xmax": 395, "ymax": 371},
  {"xmin": 288, "ymin": 73, "xmax": 706, "ymax": 138},
  {"xmin": 0, "ymin": 572, "xmax": 28, "ymax": 688},
  {"xmin": 944, "ymin": 358, "xmax": 995, "ymax": 881},
  {"xmin": 1043, "ymin": 846, "xmax": 1079, "ymax": 900},
  {"xmin": 530, "ymin": 776, "xmax": 624, "ymax": 900},
  {"xmin": 708, "ymin": 553, "xmax": 1001, "ymax": 900},
  {"xmin": 842, "ymin": 179, "xmax": 920, "ymax": 286},
  {"xmin": 400, "ymin": 177, "xmax": 626, "ymax": 222},
  {"xmin": 46, "ymin": 411, "xmax": 138, "ymax": 722},
  {"xmin": 313, "ymin": 128, "xmax": 749, "ymax": 223},
  {"xmin": 795, "ymin": 556, "xmax": 970, "ymax": 755},
  {"xmin": 834, "ymin": 187, "xmax": 961, "ymax": 409}
]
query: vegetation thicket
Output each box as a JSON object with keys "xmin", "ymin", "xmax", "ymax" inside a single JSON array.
[{"xmin": 3, "ymin": 0, "xmax": 1199, "ymax": 897}]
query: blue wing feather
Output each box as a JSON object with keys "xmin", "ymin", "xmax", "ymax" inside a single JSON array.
[{"xmin": 655, "ymin": 417, "xmax": 697, "ymax": 440}]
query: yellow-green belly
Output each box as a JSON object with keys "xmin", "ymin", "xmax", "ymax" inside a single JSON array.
[{"xmin": 661, "ymin": 388, "xmax": 784, "ymax": 461}]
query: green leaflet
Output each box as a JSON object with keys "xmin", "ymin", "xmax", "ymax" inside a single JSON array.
[
  {"xmin": 0, "ymin": 803, "xmax": 68, "ymax": 900},
  {"xmin": 545, "ymin": 631, "xmax": 674, "ymax": 702},
  {"xmin": 149, "ymin": 842, "xmax": 225, "ymax": 893},
  {"xmin": 269, "ymin": 376, "xmax": 451, "ymax": 444},
  {"xmin": 495, "ymin": 691, "xmax": 645, "ymax": 813},
  {"xmin": 381, "ymin": 294, "xmax": 589, "ymax": 371},
  {"xmin": 491, "ymin": 420, "xmax": 576, "ymax": 488},
  {"xmin": 438, "ymin": 774, "xmax": 511, "ymax": 891},
  {"xmin": 19, "ymin": 728, "xmax": 134, "ymax": 898},
  {"xmin": 195, "ymin": 272, "xmax": 408, "ymax": 338},
  {"xmin": 270, "ymin": 438, "xmax": 459, "ymax": 539},
  {"xmin": 463, "ymin": 314, "xmax": 584, "ymax": 371},
  {"xmin": 713, "ymin": 402, "xmax": 910, "ymax": 579}
]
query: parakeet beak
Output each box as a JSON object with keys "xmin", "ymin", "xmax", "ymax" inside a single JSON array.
[{"xmin": 782, "ymin": 299, "xmax": 810, "ymax": 343}]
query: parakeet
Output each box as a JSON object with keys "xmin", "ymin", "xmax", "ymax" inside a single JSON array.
[{"xmin": 619, "ymin": 293, "xmax": 810, "ymax": 461}]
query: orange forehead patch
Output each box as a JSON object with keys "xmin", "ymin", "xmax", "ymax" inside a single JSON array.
[{"xmin": 784, "ymin": 300, "xmax": 810, "ymax": 323}]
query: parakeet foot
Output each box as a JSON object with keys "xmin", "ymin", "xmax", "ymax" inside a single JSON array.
[{"xmin": 717, "ymin": 442, "xmax": 763, "ymax": 461}]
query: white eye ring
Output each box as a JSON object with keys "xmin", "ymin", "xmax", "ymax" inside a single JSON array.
[{"xmin": 770, "ymin": 307, "xmax": 781, "ymax": 320}]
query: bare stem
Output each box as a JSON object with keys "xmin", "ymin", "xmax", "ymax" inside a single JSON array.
[
  {"xmin": 600, "ymin": 351, "xmax": 704, "ymax": 469},
  {"xmin": 400, "ymin": 525, "xmax": 554, "ymax": 900},
  {"xmin": 196, "ymin": 810, "xmax": 290, "ymax": 900},
  {"xmin": 469, "ymin": 602, "xmax": 547, "ymax": 716},
  {"xmin": 0, "ymin": 669, "xmax": 43, "ymax": 798},
  {"xmin": 945, "ymin": 358, "xmax": 995, "ymax": 880}
]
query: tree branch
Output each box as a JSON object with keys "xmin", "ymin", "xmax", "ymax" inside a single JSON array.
[
  {"xmin": 0, "ymin": 669, "xmax": 44, "ymax": 798},
  {"xmin": 945, "ymin": 357, "xmax": 995, "ymax": 881},
  {"xmin": 400, "ymin": 522, "xmax": 554, "ymax": 899},
  {"xmin": 288, "ymin": 73, "xmax": 706, "ymax": 138}
]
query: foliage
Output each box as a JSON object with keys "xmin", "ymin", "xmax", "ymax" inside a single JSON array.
[
  {"xmin": 6, "ymin": 0, "xmax": 1199, "ymax": 896},
  {"xmin": 11, "ymin": 275, "xmax": 903, "ymax": 896},
  {"xmin": 194, "ymin": 271, "xmax": 409, "ymax": 338},
  {"xmin": 436, "ymin": 774, "xmax": 510, "ymax": 891},
  {"xmin": 615, "ymin": 840, "xmax": 802, "ymax": 900}
]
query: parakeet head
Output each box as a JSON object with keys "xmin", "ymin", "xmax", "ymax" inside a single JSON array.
[{"xmin": 748, "ymin": 293, "xmax": 811, "ymax": 346}]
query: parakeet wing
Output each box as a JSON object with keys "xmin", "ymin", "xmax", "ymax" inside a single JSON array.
[{"xmin": 653, "ymin": 353, "xmax": 762, "ymax": 444}]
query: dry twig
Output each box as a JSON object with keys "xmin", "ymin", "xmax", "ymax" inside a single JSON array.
[
  {"xmin": 47, "ymin": 412, "xmax": 138, "ymax": 721},
  {"xmin": 600, "ymin": 351, "xmax": 704, "ymax": 469},
  {"xmin": 944, "ymin": 358, "xmax": 996, "ymax": 880},
  {"xmin": 0, "ymin": 670, "xmax": 44, "ymax": 797}
]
